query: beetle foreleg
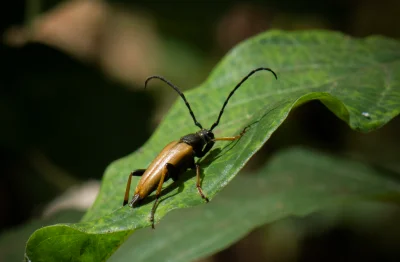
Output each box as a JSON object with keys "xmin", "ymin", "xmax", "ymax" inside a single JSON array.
[
  {"xmin": 195, "ymin": 164, "xmax": 209, "ymax": 202},
  {"xmin": 196, "ymin": 141, "xmax": 215, "ymax": 158},
  {"xmin": 123, "ymin": 169, "xmax": 146, "ymax": 206},
  {"xmin": 150, "ymin": 163, "xmax": 174, "ymax": 229},
  {"xmin": 213, "ymin": 126, "xmax": 248, "ymax": 141}
]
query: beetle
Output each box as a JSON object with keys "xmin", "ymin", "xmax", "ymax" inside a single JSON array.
[{"xmin": 123, "ymin": 67, "xmax": 277, "ymax": 228}]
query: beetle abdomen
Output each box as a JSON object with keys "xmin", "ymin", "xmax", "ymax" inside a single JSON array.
[
  {"xmin": 128, "ymin": 193, "xmax": 140, "ymax": 207},
  {"xmin": 134, "ymin": 142, "xmax": 194, "ymax": 199}
]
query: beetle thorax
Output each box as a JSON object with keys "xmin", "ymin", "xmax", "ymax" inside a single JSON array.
[{"xmin": 179, "ymin": 129, "xmax": 214, "ymax": 155}]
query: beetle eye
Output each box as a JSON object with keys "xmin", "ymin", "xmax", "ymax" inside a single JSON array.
[{"xmin": 204, "ymin": 132, "xmax": 214, "ymax": 142}]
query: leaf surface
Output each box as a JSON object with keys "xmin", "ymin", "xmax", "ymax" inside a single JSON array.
[
  {"xmin": 25, "ymin": 30, "xmax": 400, "ymax": 261},
  {"xmin": 109, "ymin": 147, "xmax": 400, "ymax": 262}
]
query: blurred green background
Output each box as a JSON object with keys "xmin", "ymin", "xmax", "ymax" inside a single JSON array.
[{"xmin": 1, "ymin": 0, "xmax": 400, "ymax": 261}]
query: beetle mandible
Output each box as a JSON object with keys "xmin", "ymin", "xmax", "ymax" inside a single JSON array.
[{"xmin": 123, "ymin": 67, "xmax": 277, "ymax": 228}]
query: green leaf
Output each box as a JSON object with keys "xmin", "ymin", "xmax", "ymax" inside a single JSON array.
[
  {"xmin": 108, "ymin": 147, "xmax": 400, "ymax": 262},
  {"xmin": 0, "ymin": 210, "xmax": 83, "ymax": 262},
  {"xmin": 25, "ymin": 30, "xmax": 400, "ymax": 261}
]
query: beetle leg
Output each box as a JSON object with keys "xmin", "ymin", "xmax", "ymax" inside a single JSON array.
[
  {"xmin": 213, "ymin": 126, "xmax": 248, "ymax": 141},
  {"xmin": 150, "ymin": 163, "xmax": 174, "ymax": 229},
  {"xmin": 196, "ymin": 141, "xmax": 215, "ymax": 157},
  {"xmin": 195, "ymin": 164, "xmax": 209, "ymax": 202},
  {"xmin": 168, "ymin": 164, "xmax": 179, "ymax": 182},
  {"xmin": 123, "ymin": 169, "xmax": 146, "ymax": 206}
]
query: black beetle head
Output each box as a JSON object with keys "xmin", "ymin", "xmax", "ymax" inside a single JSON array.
[
  {"xmin": 197, "ymin": 129, "xmax": 215, "ymax": 144},
  {"xmin": 180, "ymin": 129, "xmax": 215, "ymax": 157}
]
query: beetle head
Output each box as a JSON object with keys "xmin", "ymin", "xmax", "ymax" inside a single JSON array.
[{"xmin": 197, "ymin": 129, "xmax": 215, "ymax": 144}]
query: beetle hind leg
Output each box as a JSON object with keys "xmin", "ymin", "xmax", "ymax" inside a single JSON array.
[
  {"xmin": 150, "ymin": 163, "xmax": 175, "ymax": 229},
  {"xmin": 123, "ymin": 169, "xmax": 146, "ymax": 206}
]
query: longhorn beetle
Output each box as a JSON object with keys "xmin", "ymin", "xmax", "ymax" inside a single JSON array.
[{"xmin": 123, "ymin": 67, "xmax": 277, "ymax": 228}]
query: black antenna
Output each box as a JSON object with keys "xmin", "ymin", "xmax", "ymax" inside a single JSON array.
[
  {"xmin": 209, "ymin": 67, "xmax": 277, "ymax": 131},
  {"xmin": 145, "ymin": 76, "xmax": 203, "ymax": 129}
]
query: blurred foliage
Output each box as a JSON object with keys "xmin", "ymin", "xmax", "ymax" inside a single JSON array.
[{"xmin": 0, "ymin": 43, "xmax": 154, "ymax": 228}]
